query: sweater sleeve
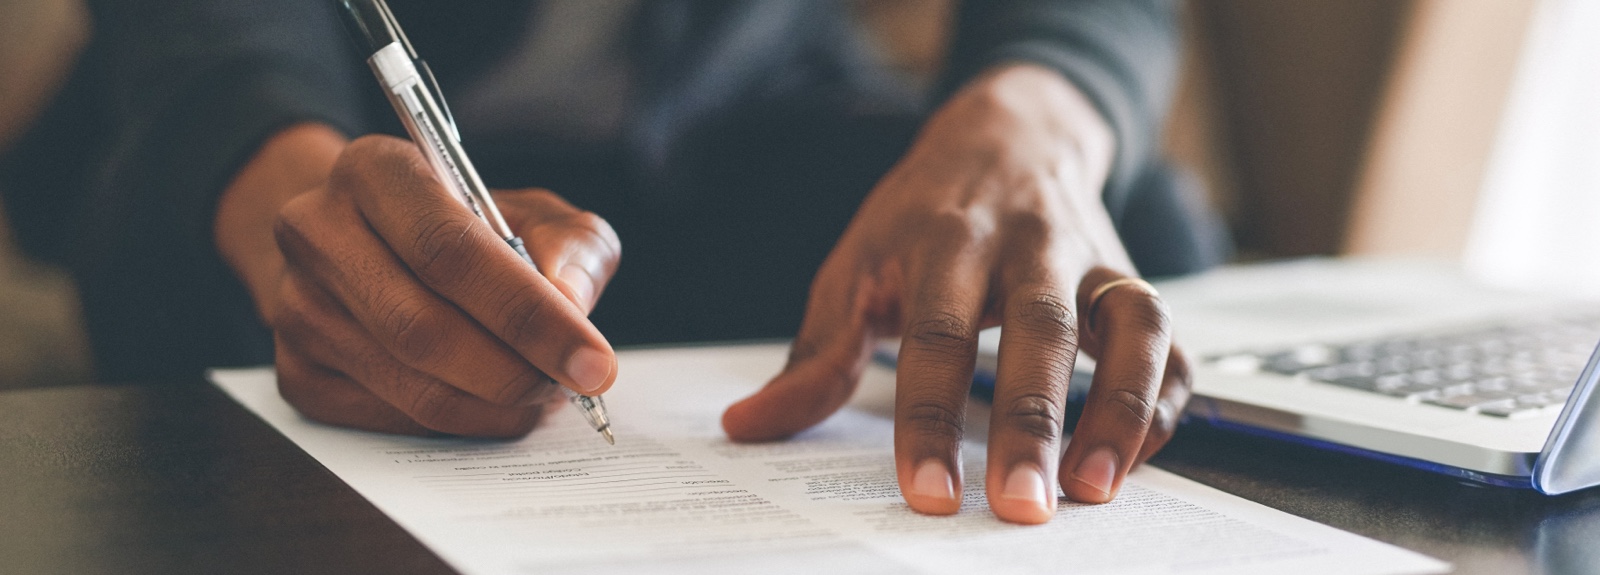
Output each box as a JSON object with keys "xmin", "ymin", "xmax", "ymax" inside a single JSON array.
[
  {"xmin": 938, "ymin": 0, "xmax": 1179, "ymax": 220},
  {"xmin": 72, "ymin": 0, "xmax": 368, "ymax": 380}
]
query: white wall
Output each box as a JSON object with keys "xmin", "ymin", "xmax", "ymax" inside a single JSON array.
[{"xmin": 1462, "ymin": 0, "xmax": 1600, "ymax": 298}]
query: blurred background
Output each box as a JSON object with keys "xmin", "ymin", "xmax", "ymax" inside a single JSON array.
[{"xmin": 0, "ymin": 0, "xmax": 1592, "ymax": 389}]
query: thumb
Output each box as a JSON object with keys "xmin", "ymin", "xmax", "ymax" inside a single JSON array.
[{"xmin": 722, "ymin": 258, "xmax": 880, "ymax": 441}]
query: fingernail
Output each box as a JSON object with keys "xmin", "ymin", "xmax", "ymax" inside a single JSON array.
[
  {"xmin": 1001, "ymin": 464, "xmax": 1052, "ymax": 511},
  {"xmin": 558, "ymin": 264, "xmax": 596, "ymax": 310},
  {"xmin": 565, "ymin": 347, "xmax": 612, "ymax": 393},
  {"xmin": 1072, "ymin": 448, "xmax": 1119, "ymax": 497},
  {"xmin": 910, "ymin": 459, "xmax": 955, "ymax": 501}
]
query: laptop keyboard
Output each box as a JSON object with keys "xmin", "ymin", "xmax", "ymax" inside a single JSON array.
[{"xmin": 1211, "ymin": 316, "xmax": 1600, "ymax": 418}]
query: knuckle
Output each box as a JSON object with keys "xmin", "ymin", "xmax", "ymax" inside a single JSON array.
[
  {"xmin": 406, "ymin": 383, "xmax": 463, "ymax": 433},
  {"xmin": 282, "ymin": 388, "xmax": 341, "ymax": 427},
  {"xmin": 1000, "ymin": 209, "xmax": 1053, "ymax": 244},
  {"xmin": 902, "ymin": 398, "xmax": 966, "ymax": 442},
  {"xmin": 496, "ymin": 283, "xmax": 557, "ymax": 350},
  {"xmin": 498, "ymin": 408, "xmax": 545, "ymax": 438},
  {"xmin": 491, "ymin": 368, "xmax": 551, "ymax": 406},
  {"xmin": 1101, "ymin": 387, "xmax": 1156, "ymax": 429},
  {"xmin": 275, "ymin": 365, "xmax": 316, "ymax": 409},
  {"xmin": 267, "ymin": 280, "xmax": 315, "ymax": 333},
  {"xmin": 406, "ymin": 379, "xmax": 539, "ymax": 437},
  {"xmin": 275, "ymin": 356, "xmax": 339, "ymax": 422},
  {"xmin": 905, "ymin": 309, "xmax": 976, "ymax": 354},
  {"xmin": 409, "ymin": 209, "xmax": 480, "ymax": 285},
  {"xmin": 1010, "ymin": 293, "xmax": 1079, "ymax": 343},
  {"xmin": 1141, "ymin": 300, "xmax": 1174, "ymax": 333},
  {"xmin": 271, "ymin": 276, "xmax": 343, "ymax": 339},
  {"xmin": 272, "ymin": 197, "xmax": 319, "ymax": 259},
  {"xmin": 1002, "ymin": 392, "xmax": 1064, "ymax": 441},
  {"xmin": 911, "ymin": 209, "xmax": 983, "ymax": 244},
  {"xmin": 341, "ymin": 134, "xmax": 396, "ymax": 160},
  {"xmin": 376, "ymin": 294, "xmax": 454, "ymax": 367},
  {"xmin": 330, "ymin": 136, "xmax": 404, "ymax": 194},
  {"xmin": 327, "ymin": 140, "xmax": 372, "ymax": 186},
  {"xmin": 1107, "ymin": 291, "xmax": 1172, "ymax": 335},
  {"xmin": 786, "ymin": 337, "xmax": 822, "ymax": 367}
]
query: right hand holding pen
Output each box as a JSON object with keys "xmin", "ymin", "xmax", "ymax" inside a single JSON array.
[{"xmin": 218, "ymin": 127, "xmax": 621, "ymax": 437}]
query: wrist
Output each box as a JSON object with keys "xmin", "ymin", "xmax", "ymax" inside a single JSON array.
[{"xmin": 214, "ymin": 123, "xmax": 347, "ymax": 318}]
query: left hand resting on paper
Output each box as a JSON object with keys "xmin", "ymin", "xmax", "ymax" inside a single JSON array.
[{"xmin": 721, "ymin": 64, "xmax": 1193, "ymax": 525}]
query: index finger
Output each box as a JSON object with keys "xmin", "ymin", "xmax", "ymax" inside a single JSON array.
[
  {"xmin": 1058, "ymin": 268, "xmax": 1171, "ymax": 503},
  {"xmin": 331, "ymin": 135, "xmax": 616, "ymax": 395}
]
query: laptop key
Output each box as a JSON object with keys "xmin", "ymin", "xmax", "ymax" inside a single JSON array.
[
  {"xmin": 1439, "ymin": 383, "xmax": 1476, "ymax": 397},
  {"xmin": 1305, "ymin": 369, "xmax": 1383, "ymax": 391},
  {"xmin": 1413, "ymin": 349, "xmax": 1447, "ymax": 368},
  {"xmin": 1516, "ymin": 394, "xmax": 1557, "ymax": 409},
  {"xmin": 1215, "ymin": 313, "xmax": 1600, "ymax": 418},
  {"xmin": 1530, "ymin": 380, "xmax": 1575, "ymax": 394},
  {"xmin": 1478, "ymin": 402, "xmax": 1540, "ymax": 418},
  {"xmin": 1378, "ymin": 356, "xmax": 1413, "ymax": 374},
  {"xmin": 1445, "ymin": 345, "xmax": 1478, "ymax": 363},
  {"xmin": 1426, "ymin": 394, "xmax": 1515, "ymax": 410},
  {"xmin": 1341, "ymin": 344, "xmax": 1380, "ymax": 362},
  {"xmin": 1262, "ymin": 350, "xmax": 1331, "ymax": 375},
  {"xmin": 1444, "ymin": 363, "xmax": 1476, "ymax": 381},
  {"xmin": 1385, "ymin": 386, "xmax": 1446, "ymax": 400},
  {"xmin": 1475, "ymin": 376, "xmax": 1511, "ymax": 391}
]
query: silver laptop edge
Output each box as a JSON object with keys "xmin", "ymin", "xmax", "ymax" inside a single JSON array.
[
  {"xmin": 1534, "ymin": 343, "xmax": 1600, "ymax": 494},
  {"xmin": 1161, "ymin": 258, "xmax": 1600, "ymax": 493}
]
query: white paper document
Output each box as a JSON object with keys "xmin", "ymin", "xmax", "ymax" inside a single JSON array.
[{"xmin": 212, "ymin": 343, "xmax": 1447, "ymax": 575}]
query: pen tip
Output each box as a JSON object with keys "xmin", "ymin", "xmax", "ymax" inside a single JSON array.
[{"xmin": 601, "ymin": 428, "xmax": 615, "ymax": 445}]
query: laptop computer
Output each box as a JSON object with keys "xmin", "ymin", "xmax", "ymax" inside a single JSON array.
[{"xmin": 954, "ymin": 258, "xmax": 1600, "ymax": 494}]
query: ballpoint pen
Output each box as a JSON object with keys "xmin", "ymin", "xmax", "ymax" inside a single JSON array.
[{"xmin": 335, "ymin": 0, "xmax": 614, "ymax": 445}]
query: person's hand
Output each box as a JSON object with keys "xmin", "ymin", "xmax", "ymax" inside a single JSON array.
[
  {"xmin": 215, "ymin": 125, "xmax": 621, "ymax": 437},
  {"xmin": 721, "ymin": 65, "xmax": 1192, "ymax": 523}
]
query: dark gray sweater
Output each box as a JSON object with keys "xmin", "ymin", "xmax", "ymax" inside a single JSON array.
[{"xmin": 0, "ymin": 0, "xmax": 1183, "ymax": 381}]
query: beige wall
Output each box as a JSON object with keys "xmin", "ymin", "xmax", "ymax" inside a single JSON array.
[
  {"xmin": 1187, "ymin": 0, "xmax": 1414, "ymax": 258},
  {"xmin": 1179, "ymin": 0, "xmax": 1536, "ymax": 260},
  {"xmin": 1343, "ymin": 0, "xmax": 1537, "ymax": 257}
]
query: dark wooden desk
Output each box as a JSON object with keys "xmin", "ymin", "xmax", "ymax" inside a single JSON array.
[
  {"xmin": 0, "ymin": 381, "xmax": 453, "ymax": 575},
  {"xmin": 1153, "ymin": 427, "xmax": 1600, "ymax": 575},
  {"xmin": 3, "ymin": 380, "xmax": 1597, "ymax": 574}
]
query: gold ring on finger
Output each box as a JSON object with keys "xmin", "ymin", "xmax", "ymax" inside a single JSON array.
[{"xmin": 1086, "ymin": 277, "xmax": 1159, "ymax": 332}]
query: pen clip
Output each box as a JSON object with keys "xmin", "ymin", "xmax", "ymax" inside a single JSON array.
[
  {"xmin": 369, "ymin": 0, "xmax": 415, "ymax": 59},
  {"xmin": 365, "ymin": 0, "xmax": 461, "ymax": 142},
  {"xmin": 416, "ymin": 59, "xmax": 462, "ymax": 143}
]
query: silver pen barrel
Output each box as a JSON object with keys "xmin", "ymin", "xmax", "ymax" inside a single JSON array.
[{"xmin": 358, "ymin": 21, "xmax": 615, "ymax": 446}]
